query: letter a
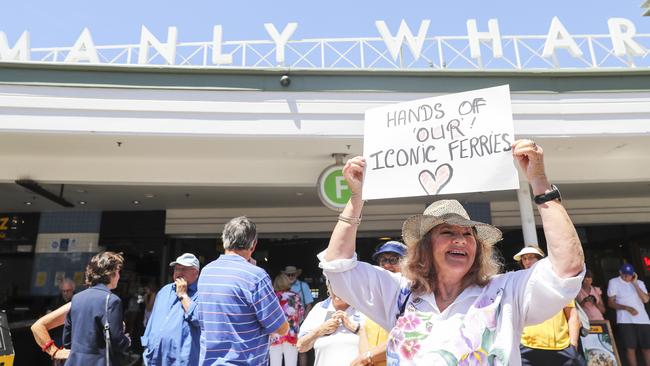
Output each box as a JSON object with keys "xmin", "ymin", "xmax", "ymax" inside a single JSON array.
[
  {"xmin": 542, "ymin": 17, "xmax": 583, "ymax": 58},
  {"xmin": 65, "ymin": 28, "xmax": 99, "ymax": 63}
]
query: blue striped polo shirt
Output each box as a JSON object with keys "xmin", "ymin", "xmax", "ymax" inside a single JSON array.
[{"xmin": 197, "ymin": 254, "xmax": 286, "ymax": 366}]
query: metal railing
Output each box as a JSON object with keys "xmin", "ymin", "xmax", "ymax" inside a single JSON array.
[{"xmin": 26, "ymin": 33, "xmax": 650, "ymax": 71}]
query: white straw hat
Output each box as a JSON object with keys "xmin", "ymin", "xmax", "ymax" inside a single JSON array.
[
  {"xmin": 402, "ymin": 200, "xmax": 502, "ymax": 247},
  {"xmin": 513, "ymin": 246, "xmax": 546, "ymax": 261}
]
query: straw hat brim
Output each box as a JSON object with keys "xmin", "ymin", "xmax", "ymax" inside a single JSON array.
[{"xmin": 402, "ymin": 213, "xmax": 502, "ymax": 247}]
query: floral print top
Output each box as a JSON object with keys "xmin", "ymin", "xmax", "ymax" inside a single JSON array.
[
  {"xmin": 319, "ymin": 252, "xmax": 584, "ymax": 366},
  {"xmin": 270, "ymin": 290, "xmax": 304, "ymax": 345}
]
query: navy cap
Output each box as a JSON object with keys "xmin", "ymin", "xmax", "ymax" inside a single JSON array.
[
  {"xmin": 372, "ymin": 241, "xmax": 407, "ymax": 262},
  {"xmin": 620, "ymin": 263, "xmax": 635, "ymax": 275}
]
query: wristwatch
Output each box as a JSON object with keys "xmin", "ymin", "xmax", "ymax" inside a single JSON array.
[
  {"xmin": 533, "ymin": 184, "xmax": 561, "ymax": 204},
  {"xmin": 178, "ymin": 293, "xmax": 189, "ymax": 301}
]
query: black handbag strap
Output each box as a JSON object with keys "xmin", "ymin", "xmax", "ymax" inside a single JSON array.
[{"xmin": 397, "ymin": 290, "xmax": 411, "ymax": 319}]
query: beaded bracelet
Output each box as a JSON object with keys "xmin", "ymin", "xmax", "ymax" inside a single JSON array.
[
  {"xmin": 41, "ymin": 339, "xmax": 55, "ymax": 353},
  {"xmin": 338, "ymin": 214, "xmax": 362, "ymax": 225}
]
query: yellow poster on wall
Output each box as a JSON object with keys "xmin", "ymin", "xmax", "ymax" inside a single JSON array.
[{"xmin": 35, "ymin": 272, "xmax": 47, "ymax": 287}]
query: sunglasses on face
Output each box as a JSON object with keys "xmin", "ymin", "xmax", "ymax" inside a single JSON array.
[
  {"xmin": 286, "ymin": 273, "xmax": 297, "ymax": 277},
  {"xmin": 378, "ymin": 256, "xmax": 401, "ymax": 265}
]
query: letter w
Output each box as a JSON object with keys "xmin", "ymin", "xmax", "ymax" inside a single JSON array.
[{"xmin": 375, "ymin": 20, "xmax": 430, "ymax": 61}]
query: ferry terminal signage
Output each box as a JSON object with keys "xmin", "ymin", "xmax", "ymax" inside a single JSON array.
[{"xmin": 0, "ymin": 17, "xmax": 648, "ymax": 68}]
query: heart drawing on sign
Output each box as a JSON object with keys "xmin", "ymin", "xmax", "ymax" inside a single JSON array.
[{"xmin": 419, "ymin": 164, "xmax": 454, "ymax": 195}]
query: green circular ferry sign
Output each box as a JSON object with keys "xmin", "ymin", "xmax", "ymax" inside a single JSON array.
[{"xmin": 317, "ymin": 165, "xmax": 352, "ymax": 210}]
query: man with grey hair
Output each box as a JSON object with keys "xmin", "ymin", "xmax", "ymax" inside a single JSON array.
[
  {"xmin": 50, "ymin": 278, "xmax": 76, "ymax": 310},
  {"xmin": 197, "ymin": 216, "xmax": 288, "ymax": 365}
]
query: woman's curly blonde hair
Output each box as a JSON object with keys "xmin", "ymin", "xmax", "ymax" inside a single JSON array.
[
  {"xmin": 84, "ymin": 251, "xmax": 124, "ymax": 286},
  {"xmin": 403, "ymin": 227, "xmax": 502, "ymax": 295}
]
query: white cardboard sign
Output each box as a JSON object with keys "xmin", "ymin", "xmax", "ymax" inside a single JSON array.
[{"xmin": 362, "ymin": 85, "xmax": 519, "ymax": 200}]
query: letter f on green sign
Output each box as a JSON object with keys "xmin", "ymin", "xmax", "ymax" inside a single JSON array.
[
  {"xmin": 318, "ymin": 166, "xmax": 352, "ymax": 209},
  {"xmin": 335, "ymin": 176, "xmax": 348, "ymax": 199}
]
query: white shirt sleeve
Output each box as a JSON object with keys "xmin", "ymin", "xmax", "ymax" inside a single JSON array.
[
  {"xmin": 639, "ymin": 280, "xmax": 648, "ymax": 294},
  {"xmin": 511, "ymin": 258, "xmax": 585, "ymax": 326},
  {"xmin": 607, "ymin": 278, "xmax": 618, "ymax": 297},
  {"xmin": 318, "ymin": 250, "xmax": 403, "ymax": 331}
]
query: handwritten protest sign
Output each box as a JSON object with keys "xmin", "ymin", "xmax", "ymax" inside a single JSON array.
[{"xmin": 362, "ymin": 85, "xmax": 519, "ymax": 200}]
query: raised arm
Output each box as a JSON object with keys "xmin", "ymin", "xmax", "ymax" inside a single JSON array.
[
  {"xmin": 512, "ymin": 140, "xmax": 584, "ymax": 278},
  {"xmin": 325, "ymin": 156, "xmax": 366, "ymax": 261}
]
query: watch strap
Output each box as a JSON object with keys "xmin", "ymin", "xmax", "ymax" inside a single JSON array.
[{"xmin": 533, "ymin": 184, "xmax": 561, "ymax": 204}]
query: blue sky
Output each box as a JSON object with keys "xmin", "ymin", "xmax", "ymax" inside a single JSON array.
[{"xmin": 1, "ymin": 0, "xmax": 649, "ymax": 47}]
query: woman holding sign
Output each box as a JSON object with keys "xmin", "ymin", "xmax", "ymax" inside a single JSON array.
[{"xmin": 319, "ymin": 140, "xmax": 585, "ymax": 365}]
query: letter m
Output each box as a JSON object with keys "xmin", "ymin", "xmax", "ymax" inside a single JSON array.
[{"xmin": 0, "ymin": 31, "xmax": 30, "ymax": 61}]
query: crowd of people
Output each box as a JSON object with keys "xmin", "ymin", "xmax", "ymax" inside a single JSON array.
[{"xmin": 27, "ymin": 140, "xmax": 650, "ymax": 366}]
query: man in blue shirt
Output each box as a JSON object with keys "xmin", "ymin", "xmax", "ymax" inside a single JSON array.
[
  {"xmin": 141, "ymin": 253, "xmax": 201, "ymax": 366},
  {"xmin": 198, "ymin": 216, "xmax": 289, "ymax": 366}
]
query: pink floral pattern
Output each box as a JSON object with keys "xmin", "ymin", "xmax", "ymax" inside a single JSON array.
[
  {"xmin": 270, "ymin": 290, "xmax": 304, "ymax": 345},
  {"xmin": 386, "ymin": 290, "xmax": 506, "ymax": 366},
  {"xmin": 396, "ymin": 314, "xmax": 422, "ymax": 331}
]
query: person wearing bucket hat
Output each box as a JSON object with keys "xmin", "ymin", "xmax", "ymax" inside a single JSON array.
[
  {"xmin": 513, "ymin": 245, "xmax": 585, "ymax": 365},
  {"xmin": 371, "ymin": 241, "xmax": 407, "ymax": 273},
  {"xmin": 142, "ymin": 253, "xmax": 202, "ymax": 366},
  {"xmin": 319, "ymin": 139, "xmax": 585, "ymax": 365},
  {"xmin": 513, "ymin": 245, "xmax": 545, "ymax": 270},
  {"xmin": 607, "ymin": 263, "xmax": 650, "ymax": 366}
]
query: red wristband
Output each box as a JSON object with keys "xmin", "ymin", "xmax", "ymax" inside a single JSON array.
[{"xmin": 41, "ymin": 339, "xmax": 55, "ymax": 353}]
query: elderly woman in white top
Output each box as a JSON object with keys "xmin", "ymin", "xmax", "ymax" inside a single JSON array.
[{"xmin": 320, "ymin": 139, "xmax": 585, "ymax": 366}]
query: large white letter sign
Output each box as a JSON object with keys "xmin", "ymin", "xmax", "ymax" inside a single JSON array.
[
  {"xmin": 467, "ymin": 19, "xmax": 503, "ymax": 59},
  {"xmin": 264, "ymin": 23, "xmax": 298, "ymax": 64},
  {"xmin": 375, "ymin": 20, "xmax": 430, "ymax": 61},
  {"xmin": 0, "ymin": 31, "xmax": 30, "ymax": 61},
  {"xmin": 608, "ymin": 18, "xmax": 645, "ymax": 57},
  {"xmin": 542, "ymin": 17, "xmax": 583, "ymax": 58},
  {"xmin": 362, "ymin": 85, "xmax": 518, "ymax": 200},
  {"xmin": 138, "ymin": 26, "xmax": 178, "ymax": 65},
  {"xmin": 64, "ymin": 28, "xmax": 99, "ymax": 63},
  {"xmin": 212, "ymin": 25, "xmax": 233, "ymax": 65}
]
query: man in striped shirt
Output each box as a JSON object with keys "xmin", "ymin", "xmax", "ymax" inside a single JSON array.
[{"xmin": 197, "ymin": 216, "xmax": 289, "ymax": 365}]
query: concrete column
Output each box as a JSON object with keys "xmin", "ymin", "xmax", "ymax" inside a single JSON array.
[{"xmin": 516, "ymin": 177, "xmax": 538, "ymax": 246}]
